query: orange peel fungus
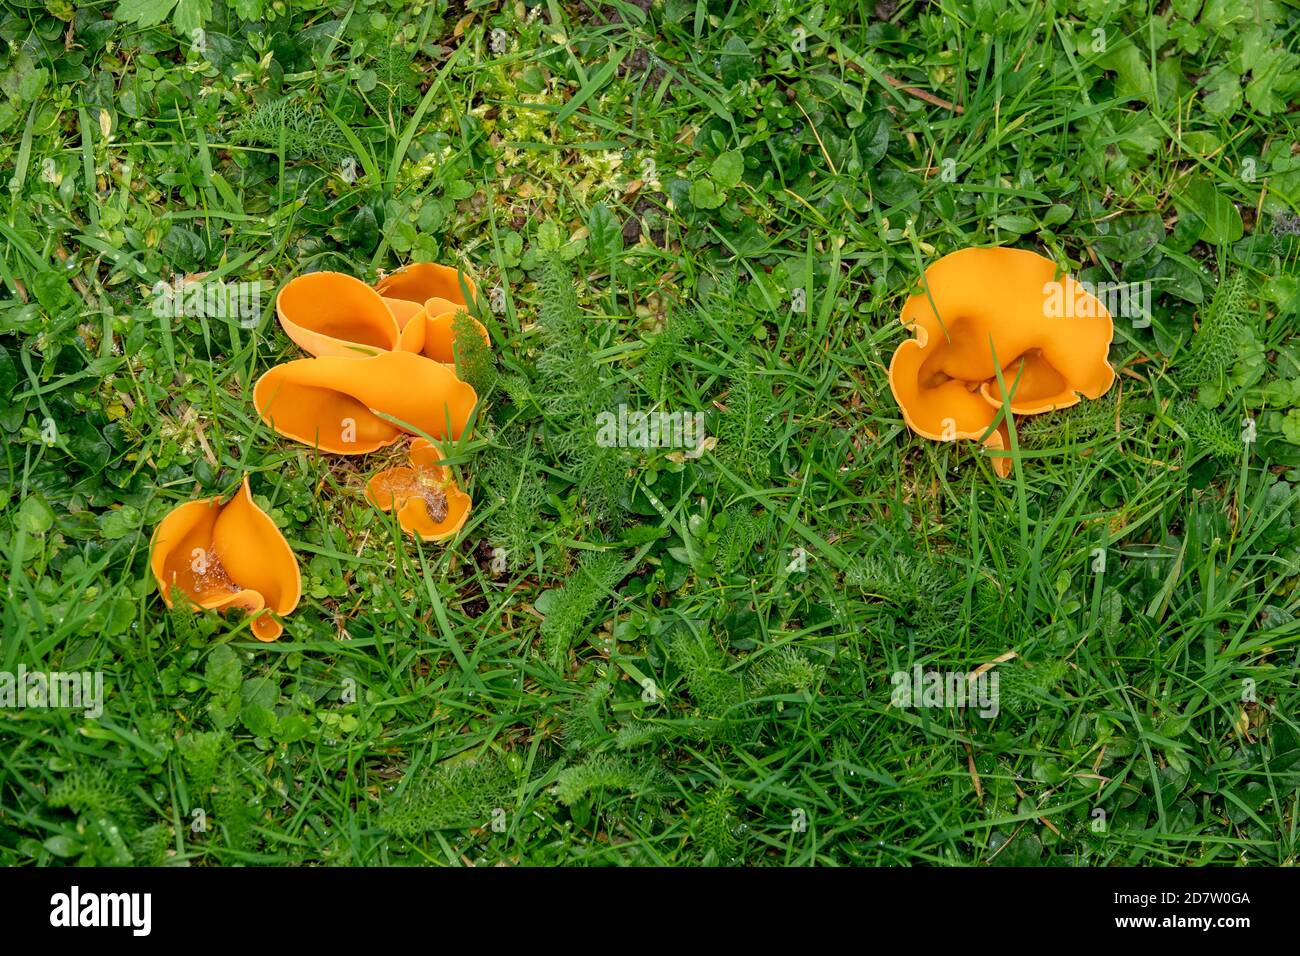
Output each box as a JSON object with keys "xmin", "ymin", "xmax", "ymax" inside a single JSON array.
[
  {"xmin": 253, "ymin": 350, "xmax": 478, "ymax": 454},
  {"xmin": 260, "ymin": 263, "xmax": 487, "ymax": 453},
  {"xmin": 274, "ymin": 263, "xmax": 489, "ymax": 366},
  {"xmin": 366, "ymin": 438, "xmax": 471, "ymax": 541},
  {"xmin": 276, "ymin": 271, "xmax": 401, "ymax": 357},
  {"xmin": 150, "ymin": 476, "xmax": 301, "ymax": 641},
  {"xmin": 887, "ymin": 247, "xmax": 1115, "ymax": 476},
  {"xmin": 376, "ymin": 261, "xmax": 491, "ymax": 365}
]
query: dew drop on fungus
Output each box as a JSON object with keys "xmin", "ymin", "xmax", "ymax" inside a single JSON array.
[{"xmin": 177, "ymin": 552, "xmax": 241, "ymax": 598}]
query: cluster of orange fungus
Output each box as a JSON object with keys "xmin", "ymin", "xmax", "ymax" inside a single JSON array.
[
  {"xmin": 152, "ymin": 261, "xmax": 489, "ymax": 642},
  {"xmin": 255, "ymin": 264, "xmax": 486, "ymax": 454},
  {"xmin": 272, "ymin": 263, "xmax": 489, "ymax": 365},
  {"xmin": 887, "ymin": 247, "xmax": 1115, "ymax": 477},
  {"xmin": 150, "ymin": 477, "xmax": 301, "ymax": 642},
  {"xmin": 366, "ymin": 438, "xmax": 472, "ymax": 540}
]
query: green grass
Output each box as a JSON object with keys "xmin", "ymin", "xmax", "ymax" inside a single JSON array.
[{"xmin": 2, "ymin": 0, "xmax": 1300, "ymax": 866}]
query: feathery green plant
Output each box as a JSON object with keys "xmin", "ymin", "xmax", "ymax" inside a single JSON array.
[
  {"xmin": 47, "ymin": 760, "xmax": 190, "ymax": 866},
  {"xmin": 479, "ymin": 438, "xmax": 545, "ymax": 563},
  {"xmin": 713, "ymin": 506, "xmax": 768, "ymax": 576},
  {"xmin": 231, "ymin": 95, "xmax": 346, "ymax": 163},
  {"xmin": 996, "ymin": 659, "xmax": 1069, "ymax": 718},
  {"xmin": 1018, "ymin": 392, "xmax": 1121, "ymax": 449},
  {"xmin": 452, "ymin": 309, "xmax": 497, "ymax": 397},
  {"xmin": 641, "ymin": 305, "xmax": 702, "ymax": 401},
  {"xmin": 211, "ymin": 757, "xmax": 258, "ymax": 852},
  {"xmin": 368, "ymin": 28, "xmax": 421, "ymax": 117},
  {"xmin": 47, "ymin": 766, "xmax": 137, "ymax": 823},
  {"xmin": 562, "ymin": 431, "xmax": 627, "ymax": 526},
  {"xmin": 536, "ymin": 257, "xmax": 607, "ymax": 417},
  {"xmin": 692, "ymin": 784, "xmax": 743, "ymax": 864},
  {"xmin": 1176, "ymin": 400, "xmax": 1242, "ymax": 461},
  {"xmin": 495, "ymin": 371, "xmax": 541, "ymax": 415},
  {"xmin": 715, "ymin": 357, "xmax": 778, "ymax": 483},
  {"xmin": 669, "ymin": 627, "xmax": 745, "ymax": 722},
  {"xmin": 535, "ymin": 256, "xmax": 627, "ymax": 524},
  {"xmin": 614, "ymin": 716, "xmax": 741, "ymax": 749},
  {"xmin": 614, "ymin": 721, "xmax": 670, "ymax": 750},
  {"xmin": 1178, "ymin": 271, "xmax": 1251, "ymax": 391},
  {"xmin": 540, "ymin": 550, "xmax": 626, "ymax": 666},
  {"xmin": 130, "ymin": 824, "xmax": 170, "ymax": 867},
  {"xmin": 561, "ymin": 680, "xmax": 614, "ymax": 752},
  {"xmin": 552, "ymin": 755, "xmax": 664, "ymax": 806},
  {"xmin": 748, "ymin": 647, "xmax": 824, "ymax": 696},
  {"xmin": 167, "ymin": 591, "xmax": 206, "ymax": 642},
  {"xmin": 380, "ymin": 752, "xmax": 518, "ymax": 838},
  {"xmin": 179, "ymin": 729, "xmax": 228, "ymax": 797},
  {"xmin": 846, "ymin": 551, "xmax": 965, "ymax": 634}
]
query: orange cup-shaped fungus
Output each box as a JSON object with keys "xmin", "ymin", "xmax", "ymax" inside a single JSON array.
[
  {"xmin": 376, "ymin": 262, "xmax": 490, "ymax": 364},
  {"xmin": 150, "ymin": 476, "xmax": 301, "ymax": 641},
  {"xmin": 408, "ymin": 302, "xmax": 491, "ymax": 365},
  {"xmin": 277, "ymin": 272, "xmax": 401, "ymax": 357},
  {"xmin": 253, "ymin": 350, "xmax": 478, "ymax": 454},
  {"xmin": 275, "ymin": 264, "xmax": 491, "ymax": 366},
  {"xmin": 888, "ymin": 247, "xmax": 1115, "ymax": 476},
  {"xmin": 382, "ymin": 297, "xmax": 428, "ymax": 354},
  {"xmin": 375, "ymin": 261, "xmax": 478, "ymax": 310},
  {"xmin": 366, "ymin": 438, "xmax": 472, "ymax": 540}
]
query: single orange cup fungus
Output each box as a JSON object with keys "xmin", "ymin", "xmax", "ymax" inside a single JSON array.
[
  {"xmin": 253, "ymin": 350, "xmax": 478, "ymax": 454},
  {"xmin": 149, "ymin": 476, "xmax": 301, "ymax": 641},
  {"xmin": 276, "ymin": 271, "xmax": 400, "ymax": 357},
  {"xmin": 375, "ymin": 262, "xmax": 491, "ymax": 364},
  {"xmin": 365, "ymin": 437, "xmax": 472, "ymax": 541},
  {"xmin": 888, "ymin": 247, "xmax": 1115, "ymax": 476}
]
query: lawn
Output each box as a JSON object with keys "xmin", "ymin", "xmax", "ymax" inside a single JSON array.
[{"xmin": 2, "ymin": 0, "xmax": 1299, "ymax": 867}]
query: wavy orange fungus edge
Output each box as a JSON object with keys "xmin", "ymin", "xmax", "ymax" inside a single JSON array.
[
  {"xmin": 365, "ymin": 438, "xmax": 472, "ymax": 541},
  {"xmin": 149, "ymin": 476, "xmax": 302, "ymax": 641},
  {"xmin": 276, "ymin": 264, "xmax": 491, "ymax": 366},
  {"xmin": 887, "ymin": 246, "xmax": 1116, "ymax": 477}
]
